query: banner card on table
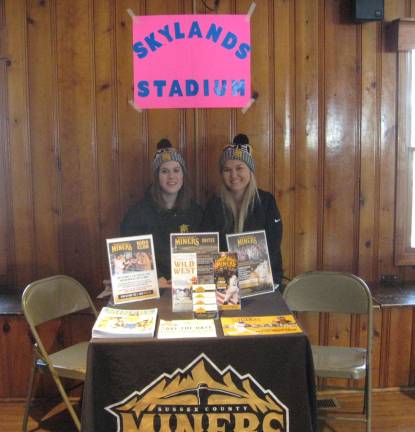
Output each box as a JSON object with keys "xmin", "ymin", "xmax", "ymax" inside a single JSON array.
[
  {"xmin": 221, "ymin": 315, "xmax": 303, "ymax": 337},
  {"xmin": 158, "ymin": 319, "xmax": 217, "ymax": 339},
  {"xmin": 132, "ymin": 15, "xmax": 251, "ymax": 109}
]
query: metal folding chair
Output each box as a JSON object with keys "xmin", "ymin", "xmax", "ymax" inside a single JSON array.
[
  {"xmin": 283, "ymin": 271, "xmax": 373, "ymax": 431},
  {"xmin": 21, "ymin": 275, "xmax": 98, "ymax": 431}
]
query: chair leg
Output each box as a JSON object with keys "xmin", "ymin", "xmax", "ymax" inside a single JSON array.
[
  {"xmin": 366, "ymin": 378, "xmax": 372, "ymax": 432},
  {"xmin": 363, "ymin": 366, "xmax": 372, "ymax": 432},
  {"xmin": 51, "ymin": 373, "xmax": 81, "ymax": 431},
  {"xmin": 22, "ymin": 352, "xmax": 39, "ymax": 432}
]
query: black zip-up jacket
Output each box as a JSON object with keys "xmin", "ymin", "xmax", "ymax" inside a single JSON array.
[
  {"xmin": 201, "ymin": 189, "xmax": 283, "ymax": 284},
  {"xmin": 120, "ymin": 194, "xmax": 203, "ymax": 280}
]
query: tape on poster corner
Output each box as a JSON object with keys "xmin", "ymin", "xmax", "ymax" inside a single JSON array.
[
  {"xmin": 241, "ymin": 97, "xmax": 256, "ymax": 114},
  {"xmin": 246, "ymin": 2, "xmax": 256, "ymax": 21},
  {"xmin": 129, "ymin": 99, "xmax": 143, "ymax": 113},
  {"xmin": 127, "ymin": 9, "xmax": 136, "ymax": 19}
]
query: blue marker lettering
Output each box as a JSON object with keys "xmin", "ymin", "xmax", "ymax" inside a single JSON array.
[
  {"xmin": 214, "ymin": 80, "xmax": 227, "ymax": 96},
  {"xmin": 206, "ymin": 24, "xmax": 223, "ymax": 43},
  {"xmin": 188, "ymin": 21, "xmax": 203, "ymax": 38},
  {"xmin": 133, "ymin": 42, "xmax": 148, "ymax": 59},
  {"xmin": 169, "ymin": 80, "xmax": 183, "ymax": 97},
  {"xmin": 232, "ymin": 80, "xmax": 245, "ymax": 96},
  {"xmin": 154, "ymin": 80, "xmax": 167, "ymax": 97},
  {"xmin": 203, "ymin": 79, "xmax": 209, "ymax": 96},
  {"xmin": 158, "ymin": 25, "xmax": 173, "ymax": 42},
  {"xmin": 221, "ymin": 32, "xmax": 238, "ymax": 50},
  {"xmin": 235, "ymin": 43, "xmax": 251, "ymax": 59},
  {"xmin": 137, "ymin": 81, "xmax": 149, "ymax": 97},
  {"xmin": 186, "ymin": 80, "xmax": 199, "ymax": 96},
  {"xmin": 174, "ymin": 22, "xmax": 185, "ymax": 39},
  {"xmin": 144, "ymin": 33, "xmax": 163, "ymax": 52}
]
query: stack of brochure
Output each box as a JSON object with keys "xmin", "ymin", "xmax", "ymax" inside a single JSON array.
[
  {"xmin": 92, "ymin": 307, "xmax": 158, "ymax": 339},
  {"xmin": 192, "ymin": 284, "xmax": 218, "ymax": 319}
]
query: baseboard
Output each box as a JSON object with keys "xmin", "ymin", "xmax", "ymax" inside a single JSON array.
[{"xmin": 317, "ymin": 386, "xmax": 415, "ymax": 395}]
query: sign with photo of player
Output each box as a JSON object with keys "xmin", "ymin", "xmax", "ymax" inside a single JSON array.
[
  {"xmin": 106, "ymin": 235, "xmax": 159, "ymax": 304},
  {"xmin": 213, "ymin": 252, "xmax": 241, "ymax": 310},
  {"xmin": 226, "ymin": 230, "xmax": 274, "ymax": 298}
]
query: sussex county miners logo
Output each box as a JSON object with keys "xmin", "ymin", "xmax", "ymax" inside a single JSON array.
[{"xmin": 105, "ymin": 353, "xmax": 289, "ymax": 431}]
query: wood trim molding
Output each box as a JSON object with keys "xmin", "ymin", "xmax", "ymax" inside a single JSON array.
[
  {"xmin": 389, "ymin": 18, "xmax": 415, "ymax": 51},
  {"xmin": 395, "ymin": 52, "xmax": 415, "ymax": 265},
  {"xmin": 0, "ymin": 0, "xmax": 5, "ymax": 59}
]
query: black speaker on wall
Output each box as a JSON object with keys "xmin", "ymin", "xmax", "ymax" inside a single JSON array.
[{"xmin": 352, "ymin": 0, "xmax": 384, "ymax": 22}]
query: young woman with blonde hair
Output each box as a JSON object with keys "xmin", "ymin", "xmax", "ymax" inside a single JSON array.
[{"xmin": 202, "ymin": 133, "xmax": 283, "ymax": 285}]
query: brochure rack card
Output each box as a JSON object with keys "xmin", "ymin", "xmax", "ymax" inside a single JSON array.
[
  {"xmin": 171, "ymin": 253, "xmax": 197, "ymax": 312},
  {"xmin": 213, "ymin": 252, "xmax": 241, "ymax": 310}
]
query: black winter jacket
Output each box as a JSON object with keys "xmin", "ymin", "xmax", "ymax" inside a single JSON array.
[
  {"xmin": 120, "ymin": 194, "xmax": 203, "ymax": 279},
  {"xmin": 201, "ymin": 189, "xmax": 283, "ymax": 284}
]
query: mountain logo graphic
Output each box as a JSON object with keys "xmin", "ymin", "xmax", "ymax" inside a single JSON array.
[{"xmin": 105, "ymin": 352, "xmax": 289, "ymax": 431}]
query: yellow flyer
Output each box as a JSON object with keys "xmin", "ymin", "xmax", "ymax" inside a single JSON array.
[{"xmin": 221, "ymin": 315, "xmax": 302, "ymax": 336}]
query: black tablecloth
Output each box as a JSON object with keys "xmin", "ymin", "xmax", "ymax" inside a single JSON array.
[{"xmin": 82, "ymin": 290, "xmax": 316, "ymax": 432}]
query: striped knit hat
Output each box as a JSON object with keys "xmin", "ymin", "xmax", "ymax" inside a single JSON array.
[
  {"xmin": 152, "ymin": 139, "xmax": 187, "ymax": 173},
  {"xmin": 219, "ymin": 133, "xmax": 255, "ymax": 172}
]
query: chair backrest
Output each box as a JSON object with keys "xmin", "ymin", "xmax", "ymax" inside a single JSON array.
[
  {"xmin": 283, "ymin": 271, "xmax": 372, "ymax": 315},
  {"xmin": 22, "ymin": 275, "xmax": 97, "ymax": 328}
]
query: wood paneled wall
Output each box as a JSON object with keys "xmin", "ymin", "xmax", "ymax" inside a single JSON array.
[
  {"xmin": 2, "ymin": 0, "xmax": 413, "ymax": 291},
  {"xmin": 1, "ymin": 0, "xmax": 415, "ymax": 389}
]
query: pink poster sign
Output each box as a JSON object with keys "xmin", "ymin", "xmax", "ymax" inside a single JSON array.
[{"xmin": 132, "ymin": 15, "xmax": 251, "ymax": 109}]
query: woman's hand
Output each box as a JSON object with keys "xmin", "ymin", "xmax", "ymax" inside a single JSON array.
[
  {"xmin": 158, "ymin": 277, "xmax": 172, "ymax": 289},
  {"xmin": 97, "ymin": 280, "xmax": 112, "ymax": 298}
]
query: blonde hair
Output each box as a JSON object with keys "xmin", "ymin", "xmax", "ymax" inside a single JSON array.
[{"xmin": 219, "ymin": 173, "xmax": 260, "ymax": 233}]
